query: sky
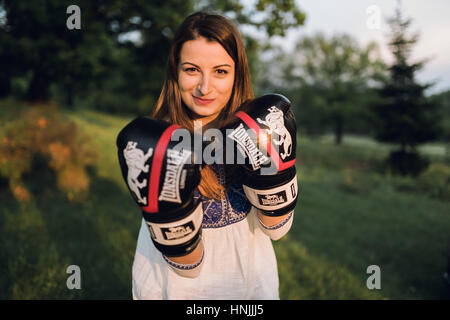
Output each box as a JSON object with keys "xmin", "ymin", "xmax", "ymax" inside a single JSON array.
[
  {"xmin": 82, "ymin": 1, "xmax": 450, "ymax": 95},
  {"xmin": 264, "ymin": 0, "xmax": 450, "ymax": 94}
]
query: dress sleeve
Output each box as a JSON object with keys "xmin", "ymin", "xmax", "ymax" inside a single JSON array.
[{"xmin": 256, "ymin": 210, "xmax": 294, "ymax": 241}]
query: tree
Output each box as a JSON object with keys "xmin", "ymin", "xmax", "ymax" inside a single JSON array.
[
  {"xmin": 195, "ymin": 0, "xmax": 305, "ymax": 37},
  {"xmin": 0, "ymin": 0, "xmax": 306, "ymax": 111},
  {"xmin": 258, "ymin": 32, "xmax": 385, "ymax": 142},
  {"xmin": 0, "ymin": 0, "xmax": 120, "ymax": 104},
  {"xmin": 120, "ymin": 0, "xmax": 307, "ymax": 115},
  {"xmin": 371, "ymin": 5, "xmax": 442, "ymax": 176},
  {"xmin": 429, "ymin": 89, "xmax": 450, "ymax": 157}
]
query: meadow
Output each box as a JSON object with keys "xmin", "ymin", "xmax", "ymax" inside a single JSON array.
[{"xmin": 0, "ymin": 108, "xmax": 449, "ymax": 299}]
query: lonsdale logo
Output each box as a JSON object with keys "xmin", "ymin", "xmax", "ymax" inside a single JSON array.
[
  {"xmin": 162, "ymin": 222, "xmax": 195, "ymax": 241},
  {"xmin": 258, "ymin": 191, "xmax": 287, "ymax": 206},
  {"xmin": 228, "ymin": 123, "xmax": 269, "ymax": 170},
  {"xmin": 158, "ymin": 148, "xmax": 191, "ymax": 203}
]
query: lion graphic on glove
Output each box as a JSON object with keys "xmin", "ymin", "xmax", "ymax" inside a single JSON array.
[
  {"xmin": 257, "ymin": 106, "xmax": 292, "ymax": 160},
  {"xmin": 123, "ymin": 141, "xmax": 153, "ymax": 205}
]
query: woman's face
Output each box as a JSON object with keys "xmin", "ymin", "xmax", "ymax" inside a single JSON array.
[{"xmin": 178, "ymin": 37, "xmax": 235, "ymax": 125}]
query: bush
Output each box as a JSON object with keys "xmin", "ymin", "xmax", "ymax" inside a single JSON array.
[
  {"xmin": 386, "ymin": 162, "xmax": 450, "ymax": 201},
  {"xmin": 339, "ymin": 168, "xmax": 382, "ymax": 194},
  {"xmin": 417, "ymin": 163, "xmax": 450, "ymax": 201},
  {"xmin": 0, "ymin": 102, "xmax": 97, "ymax": 202}
]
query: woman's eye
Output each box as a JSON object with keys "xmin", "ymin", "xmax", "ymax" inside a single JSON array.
[
  {"xmin": 185, "ymin": 67, "xmax": 197, "ymax": 73},
  {"xmin": 216, "ymin": 69, "xmax": 228, "ymax": 75}
]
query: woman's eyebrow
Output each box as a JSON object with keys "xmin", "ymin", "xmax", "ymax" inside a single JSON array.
[
  {"xmin": 181, "ymin": 62, "xmax": 232, "ymax": 68},
  {"xmin": 213, "ymin": 64, "xmax": 232, "ymax": 68}
]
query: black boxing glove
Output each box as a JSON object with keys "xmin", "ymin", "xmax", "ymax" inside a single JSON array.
[
  {"xmin": 116, "ymin": 117, "xmax": 203, "ymax": 257},
  {"xmin": 225, "ymin": 94, "xmax": 298, "ymax": 216}
]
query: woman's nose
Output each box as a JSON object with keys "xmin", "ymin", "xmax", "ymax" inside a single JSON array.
[{"xmin": 197, "ymin": 75, "xmax": 211, "ymax": 96}]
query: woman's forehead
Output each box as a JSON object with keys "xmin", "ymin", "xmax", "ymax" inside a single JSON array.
[{"xmin": 179, "ymin": 38, "xmax": 234, "ymax": 67}]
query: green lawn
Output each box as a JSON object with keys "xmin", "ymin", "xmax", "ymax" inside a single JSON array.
[{"xmin": 0, "ymin": 108, "xmax": 449, "ymax": 299}]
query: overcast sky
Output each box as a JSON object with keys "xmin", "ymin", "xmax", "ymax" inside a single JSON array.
[{"xmin": 265, "ymin": 0, "xmax": 450, "ymax": 94}]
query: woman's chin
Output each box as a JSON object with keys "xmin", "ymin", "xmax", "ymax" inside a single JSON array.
[
  {"xmin": 193, "ymin": 112, "xmax": 221, "ymax": 126},
  {"xmin": 190, "ymin": 107, "xmax": 218, "ymax": 119},
  {"xmin": 183, "ymin": 102, "xmax": 222, "ymax": 124}
]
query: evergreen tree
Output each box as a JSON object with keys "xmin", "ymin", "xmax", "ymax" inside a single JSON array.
[{"xmin": 371, "ymin": 4, "xmax": 441, "ymax": 176}]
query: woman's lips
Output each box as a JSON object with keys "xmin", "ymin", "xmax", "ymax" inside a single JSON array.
[{"xmin": 193, "ymin": 95, "xmax": 215, "ymax": 105}]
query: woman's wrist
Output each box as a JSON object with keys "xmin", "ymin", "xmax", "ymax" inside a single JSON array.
[
  {"xmin": 257, "ymin": 210, "xmax": 293, "ymax": 228},
  {"xmin": 165, "ymin": 239, "xmax": 204, "ymax": 265},
  {"xmin": 257, "ymin": 210, "xmax": 294, "ymax": 241},
  {"xmin": 163, "ymin": 240, "xmax": 205, "ymax": 278}
]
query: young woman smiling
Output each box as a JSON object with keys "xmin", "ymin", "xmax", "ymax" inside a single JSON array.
[{"xmin": 130, "ymin": 11, "xmax": 295, "ymax": 300}]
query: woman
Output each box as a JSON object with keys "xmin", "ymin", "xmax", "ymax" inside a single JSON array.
[{"xmin": 131, "ymin": 11, "xmax": 294, "ymax": 300}]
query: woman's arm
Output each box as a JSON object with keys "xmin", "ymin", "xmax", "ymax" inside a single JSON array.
[
  {"xmin": 257, "ymin": 209, "xmax": 294, "ymax": 241},
  {"xmin": 163, "ymin": 240, "xmax": 204, "ymax": 278},
  {"xmin": 166, "ymin": 240, "xmax": 204, "ymax": 264}
]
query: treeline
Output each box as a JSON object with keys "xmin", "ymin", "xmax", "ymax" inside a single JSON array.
[
  {"xmin": 0, "ymin": 0, "xmax": 305, "ymax": 114},
  {"xmin": 256, "ymin": 6, "xmax": 449, "ymax": 176},
  {"xmin": 0, "ymin": 1, "xmax": 449, "ymax": 176}
]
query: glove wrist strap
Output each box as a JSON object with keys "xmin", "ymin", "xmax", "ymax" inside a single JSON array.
[
  {"xmin": 243, "ymin": 174, "xmax": 298, "ymax": 214},
  {"xmin": 145, "ymin": 201, "xmax": 203, "ymax": 247}
]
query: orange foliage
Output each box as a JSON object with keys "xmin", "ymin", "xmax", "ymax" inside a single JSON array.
[{"xmin": 0, "ymin": 103, "xmax": 97, "ymax": 202}]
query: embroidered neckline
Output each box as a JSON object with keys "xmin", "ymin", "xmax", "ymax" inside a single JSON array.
[{"xmin": 194, "ymin": 164, "xmax": 251, "ymax": 229}]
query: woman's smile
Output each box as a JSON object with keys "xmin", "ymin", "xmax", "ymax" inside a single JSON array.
[{"xmin": 192, "ymin": 95, "xmax": 216, "ymax": 105}]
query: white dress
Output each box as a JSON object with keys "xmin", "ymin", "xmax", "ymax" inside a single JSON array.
[{"xmin": 131, "ymin": 164, "xmax": 293, "ymax": 300}]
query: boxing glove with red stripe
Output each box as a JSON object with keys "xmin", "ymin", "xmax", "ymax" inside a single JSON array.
[
  {"xmin": 116, "ymin": 117, "xmax": 203, "ymax": 257},
  {"xmin": 225, "ymin": 94, "xmax": 298, "ymax": 216}
]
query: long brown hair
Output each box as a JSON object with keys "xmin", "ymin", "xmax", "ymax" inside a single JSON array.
[{"xmin": 152, "ymin": 11, "xmax": 254, "ymax": 199}]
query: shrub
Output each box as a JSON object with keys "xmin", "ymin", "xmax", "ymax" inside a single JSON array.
[
  {"xmin": 386, "ymin": 162, "xmax": 450, "ymax": 201},
  {"xmin": 339, "ymin": 168, "xmax": 381, "ymax": 194},
  {"xmin": 417, "ymin": 163, "xmax": 450, "ymax": 201},
  {"xmin": 0, "ymin": 102, "xmax": 97, "ymax": 202}
]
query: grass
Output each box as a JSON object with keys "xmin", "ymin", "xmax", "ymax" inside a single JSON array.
[
  {"xmin": 63, "ymin": 109, "xmax": 134, "ymax": 188},
  {"xmin": 285, "ymin": 134, "xmax": 450, "ymax": 299},
  {"xmin": 0, "ymin": 107, "xmax": 449, "ymax": 299},
  {"xmin": 0, "ymin": 108, "xmax": 139, "ymax": 299},
  {"xmin": 318, "ymin": 133, "xmax": 449, "ymax": 158},
  {"xmin": 278, "ymin": 170, "xmax": 450, "ymax": 299}
]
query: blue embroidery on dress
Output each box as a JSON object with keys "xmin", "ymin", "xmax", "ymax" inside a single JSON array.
[{"xmin": 193, "ymin": 164, "xmax": 251, "ymax": 229}]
